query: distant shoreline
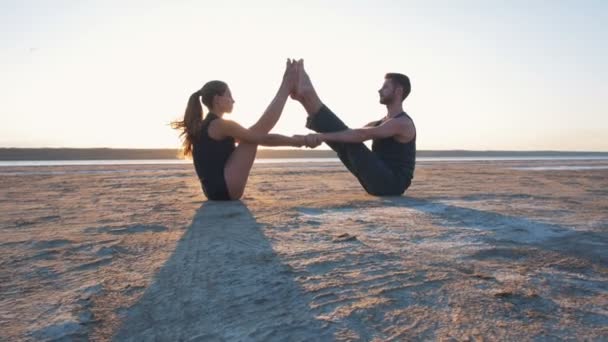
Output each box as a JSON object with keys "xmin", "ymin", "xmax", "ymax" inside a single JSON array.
[{"xmin": 0, "ymin": 148, "xmax": 607, "ymax": 161}]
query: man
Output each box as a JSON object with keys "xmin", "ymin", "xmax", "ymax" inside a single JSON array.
[{"xmin": 292, "ymin": 60, "xmax": 416, "ymax": 196}]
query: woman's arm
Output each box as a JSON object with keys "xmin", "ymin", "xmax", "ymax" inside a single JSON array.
[
  {"xmin": 259, "ymin": 134, "xmax": 304, "ymax": 147},
  {"xmin": 214, "ymin": 119, "xmax": 304, "ymax": 147}
]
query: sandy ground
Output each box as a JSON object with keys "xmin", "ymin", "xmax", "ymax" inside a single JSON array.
[{"xmin": 1, "ymin": 160, "xmax": 607, "ymax": 341}]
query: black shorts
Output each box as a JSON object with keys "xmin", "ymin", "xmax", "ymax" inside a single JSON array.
[{"xmin": 201, "ymin": 175, "xmax": 231, "ymax": 201}]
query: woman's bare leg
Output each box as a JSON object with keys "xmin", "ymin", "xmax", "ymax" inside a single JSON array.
[{"xmin": 224, "ymin": 60, "xmax": 296, "ymax": 199}]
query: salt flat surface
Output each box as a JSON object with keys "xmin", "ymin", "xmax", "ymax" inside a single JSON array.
[{"xmin": 1, "ymin": 160, "xmax": 607, "ymax": 340}]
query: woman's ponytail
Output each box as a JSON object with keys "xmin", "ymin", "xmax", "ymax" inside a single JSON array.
[{"xmin": 171, "ymin": 90, "xmax": 204, "ymax": 157}]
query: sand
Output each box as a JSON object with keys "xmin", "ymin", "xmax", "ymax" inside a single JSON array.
[{"xmin": 1, "ymin": 160, "xmax": 607, "ymax": 341}]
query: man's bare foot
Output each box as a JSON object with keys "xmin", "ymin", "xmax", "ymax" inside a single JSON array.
[{"xmin": 291, "ymin": 59, "xmax": 314, "ymax": 101}]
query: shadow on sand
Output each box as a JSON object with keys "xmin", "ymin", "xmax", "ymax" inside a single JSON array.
[
  {"xmin": 114, "ymin": 201, "xmax": 330, "ymax": 341},
  {"xmin": 382, "ymin": 196, "xmax": 608, "ymax": 266},
  {"xmin": 114, "ymin": 195, "xmax": 607, "ymax": 340}
]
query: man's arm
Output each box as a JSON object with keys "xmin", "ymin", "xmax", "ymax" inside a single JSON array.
[{"xmin": 317, "ymin": 118, "xmax": 413, "ymax": 143}]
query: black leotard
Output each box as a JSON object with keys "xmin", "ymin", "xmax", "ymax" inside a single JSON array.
[{"xmin": 192, "ymin": 113, "xmax": 235, "ymax": 200}]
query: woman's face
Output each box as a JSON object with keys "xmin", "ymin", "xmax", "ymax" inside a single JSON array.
[{"xmin": 214, "ymin": 87, "xmax": 235, "ymax": 114}]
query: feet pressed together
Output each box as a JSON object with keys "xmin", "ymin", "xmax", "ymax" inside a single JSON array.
[{"xmin": 283, "ymin": 58, "xmax": 325, "ymax": 148}]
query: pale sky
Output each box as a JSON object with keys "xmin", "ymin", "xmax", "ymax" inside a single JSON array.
[{"xmin": 1, "ymin": 0, "xmax": 607, "ymax": 151}]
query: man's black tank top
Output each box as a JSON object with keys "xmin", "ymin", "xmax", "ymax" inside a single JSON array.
[
  {"xmin": 371, "ymin": 112, "xmax": 416, "ymax": 180},
  {"xmin": 192, "ymin": 113, "xmax": 235, "ymax": 191}
]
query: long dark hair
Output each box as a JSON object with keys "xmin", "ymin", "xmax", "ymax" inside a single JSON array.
[{"xmin": 171, "ymin": 80, "xmax": 228, "ymax": 157}]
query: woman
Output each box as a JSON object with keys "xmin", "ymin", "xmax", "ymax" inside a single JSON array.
[{"xmin": 172, "ymin": 59, "xmax": 313, "ymax": 200}]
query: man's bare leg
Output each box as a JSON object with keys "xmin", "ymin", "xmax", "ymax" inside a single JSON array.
[
  {"xmin": 291, "ymin": 60, "xmax": 323, "ymax": 116},
  {"xmin": 290, "ymin": 59, "xmax": 349, "ymax": 135}
]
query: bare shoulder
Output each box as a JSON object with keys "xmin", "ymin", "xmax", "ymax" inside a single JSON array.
[
  {"xmin": 208, "ymin": 117, "xmax": 234, "ymax": 140},
  {"xmin": 212, "ymin": 118, "xmax": 244, "ymax": 130},
  {"xmin": 394, "ymin": 114, "xmax": 416, "ymax": 142},
  {"xmin": 396, "ymin": 112, "xmax": 414, "ymax": 124},
  {"xmin": 396, "ymin": 114, "xmax": 415, "ymax": 129}
]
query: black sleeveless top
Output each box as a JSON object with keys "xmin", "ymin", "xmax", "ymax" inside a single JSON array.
[
  {"xmin": 371, "ymin": 112, "xmax": 416, "ymax": 180},
  {"xmin": 192, "ymin": 113, "xmax": 235, "ymax": 196}
]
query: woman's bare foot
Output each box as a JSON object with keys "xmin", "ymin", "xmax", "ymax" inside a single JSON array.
[{"xmin": 281, "ymin": 59, "xmax": 297, "ymax": 95}]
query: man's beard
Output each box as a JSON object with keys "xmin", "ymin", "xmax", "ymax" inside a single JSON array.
[{"xmin": 379, "ymin": 93, "xmax": 394, "ymax": 105}]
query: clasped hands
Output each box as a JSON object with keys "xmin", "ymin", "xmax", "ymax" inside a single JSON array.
[{"xmin": 293, "ymin": 133, "xmax": 323, "ymax": 148}]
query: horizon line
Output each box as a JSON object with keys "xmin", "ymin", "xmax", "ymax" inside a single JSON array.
[{"xmin": 1, "ymin": 147, "xmax": 608, "ymax": 153}]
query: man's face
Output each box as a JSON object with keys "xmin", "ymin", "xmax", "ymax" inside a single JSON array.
[{"xmin": 378, "ymin": 79, "xmax": 397, "ymax": 105}]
